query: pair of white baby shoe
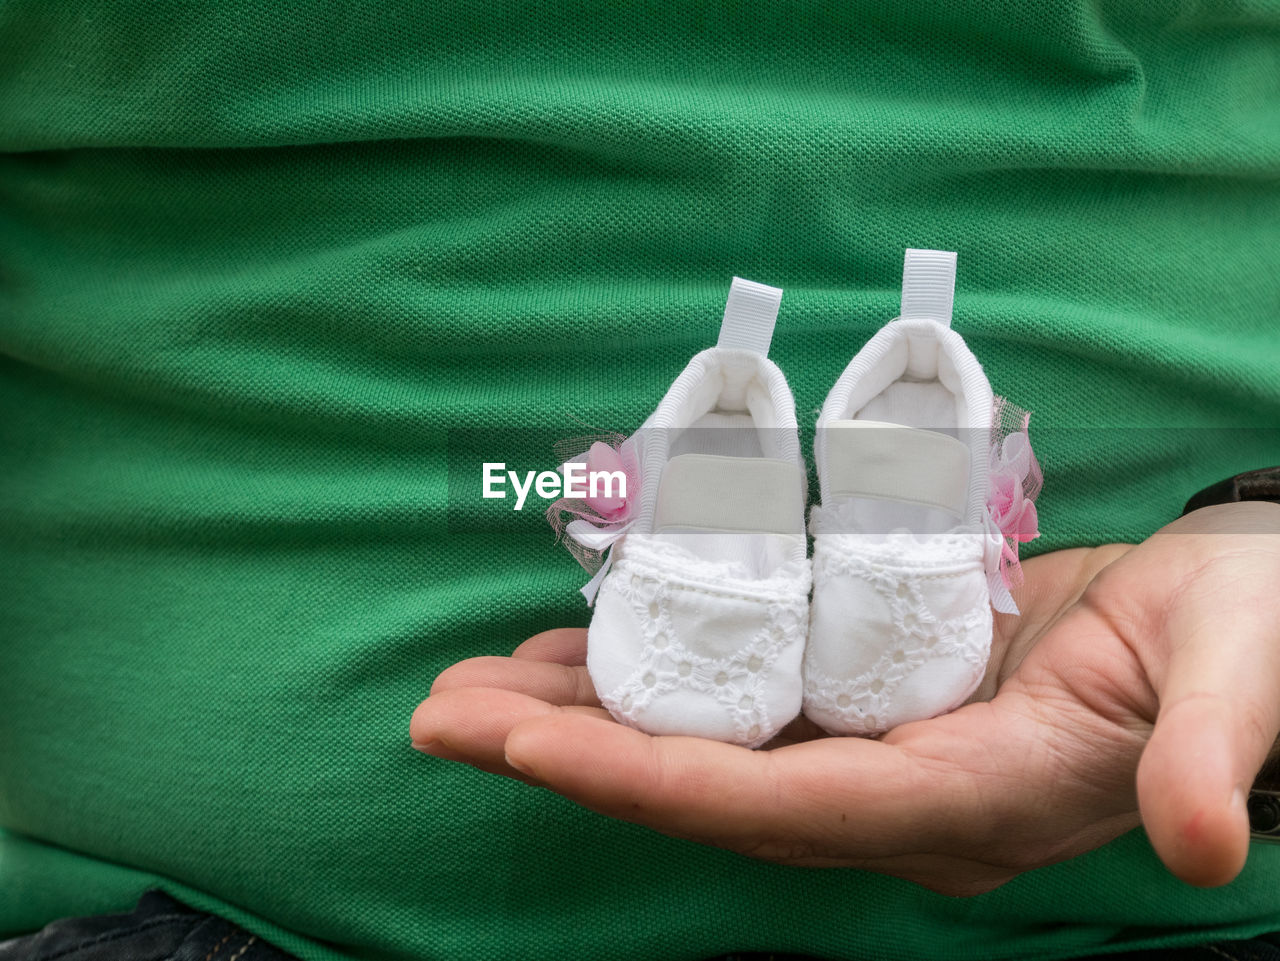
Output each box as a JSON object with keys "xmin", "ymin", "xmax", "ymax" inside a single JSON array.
[{"xmin": 549, "ymin": 250, "xmax": 1041, "ymax": 748}]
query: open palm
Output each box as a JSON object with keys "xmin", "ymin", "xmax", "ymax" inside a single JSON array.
[{"xmin": 412, "ymin": 503, "xmax": 1280, "ymax": 895}]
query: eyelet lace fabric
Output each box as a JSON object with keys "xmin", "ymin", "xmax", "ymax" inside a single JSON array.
[
  {"xmin": 804, "ymin": 526, "xmax": 992, "ymax": 735},
  {"xmin": 589, "ymin": 534, "xmax": 811, "ymax": 748}
]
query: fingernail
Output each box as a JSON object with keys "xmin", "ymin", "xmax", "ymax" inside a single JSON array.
[
  {"xmin": 504, "ymin": 752, "xmax": 533, "ymax": 777},
  {"xmin": 1233, "ymin": 784, "xmax": 1247, "ymax": 811},
  {"xmin": 412, "ymin": 739, "xmax": 442, "ymax": 756}
]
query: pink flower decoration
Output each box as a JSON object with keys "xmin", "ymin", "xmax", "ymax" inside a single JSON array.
[
  {"xmin": 546, "ymin": 432, "xmax": 641, "ymax": 604},
  {"xmin": 582, "ymin": 441, "xmax": 630, "ymax": 520},
  {"xmin": 985, "ymin": 400, "xmax": 1043, "ymax": 615},
  {"xmin": 988, "ymin": 432, "xmax": 1040, "ymax": 550}
]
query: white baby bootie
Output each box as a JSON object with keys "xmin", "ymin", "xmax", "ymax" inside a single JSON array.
[
  {"xmin": 804, "ymin": 249, "xmax": 1041, "ymax": 736},
  {"xmin": 549, "ymin": 278, "xmax": 811, "ymax": 748}
]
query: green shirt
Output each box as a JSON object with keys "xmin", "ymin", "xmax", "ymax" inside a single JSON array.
[{"xmin": 2, "ymin": 2, "xmax": 1279, "ymax": 959}]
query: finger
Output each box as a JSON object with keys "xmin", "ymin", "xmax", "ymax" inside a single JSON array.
[
  {"xmin": 411, "ymin": 687, "xmax": 610, "ymax": 776},
  {"xmin": 410, "ymin": 737, "xmax": 544, "ymax": 787},
  {"xmin": 431, "ymin": 655, "xmax": 601, "ymax": 707},
  {"xmin": 512, "ymin": 628, "xmax": 588, "ymax": 665},
  {"xmin": 1136, "ymin": 559, "xmax": 1280, "ymax": 886},
  {"xmin": 503, "ymin": 712, "xmax": 981, "ymax": 858}
]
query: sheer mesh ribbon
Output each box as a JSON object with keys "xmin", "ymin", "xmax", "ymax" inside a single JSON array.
[
  {"xmin": 546, "ymin": 432, "xmax": 641, "ymax": 605},
  {"xmin": 985, "ymin": 396, "xmax": 1043, "ymax": 615}
]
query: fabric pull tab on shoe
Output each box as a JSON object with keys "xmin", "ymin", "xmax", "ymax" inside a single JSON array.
[
  {"xmin": 900, "ymin": 249, "xmax": 957, "ymax": 328},
  {"xmin": 717, "ymin": 277, "xmax": 783, "ymax": 356}
]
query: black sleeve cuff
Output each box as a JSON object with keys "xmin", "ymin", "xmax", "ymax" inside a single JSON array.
[{"xmin": 1182, "ymin": 466, "xmax": 1280, "ymax": 516}]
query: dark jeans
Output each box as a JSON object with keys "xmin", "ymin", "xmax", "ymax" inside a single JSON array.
[{"xmin": 4, "ymin": 889, "xmax": 1280, "ymax": 961}]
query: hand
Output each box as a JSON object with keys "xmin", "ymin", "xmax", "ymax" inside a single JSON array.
[{"xmin": 410, "ymin": 502, "xmax": 1280, "ymax": 895}]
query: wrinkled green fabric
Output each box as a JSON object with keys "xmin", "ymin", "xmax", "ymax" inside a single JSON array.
[{"xmin": 2, "ymin": 2, "xmax": 1279, "ymax": 959}]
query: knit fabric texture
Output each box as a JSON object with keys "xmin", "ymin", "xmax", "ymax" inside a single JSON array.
[{"xmin": 1, "ymin": 2, "xmax": 1279, "ymax": 960}]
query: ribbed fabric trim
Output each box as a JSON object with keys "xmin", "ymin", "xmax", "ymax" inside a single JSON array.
[
  {"xmin": 900, "ymin": 248, "xmax": 957, "ymax": 327},
  {"xmin": 716, "ymin": 277, "xmax": 782, "ymax": 355}
]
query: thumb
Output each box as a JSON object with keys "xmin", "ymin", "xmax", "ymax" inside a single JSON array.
[{"xmin": 1135, "ymin": 555, "xmax": 1280, "ymax": 886}]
